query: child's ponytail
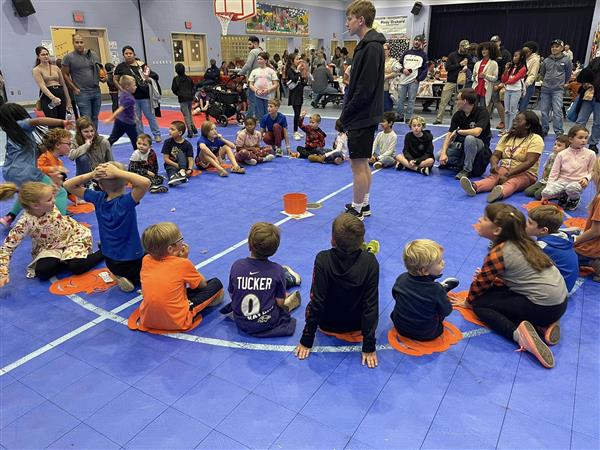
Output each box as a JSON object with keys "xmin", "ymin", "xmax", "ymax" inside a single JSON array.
[
  {"xmin": 0, "ymin": 183, "xmax": 19, "ymax": 202},
  {"xmin": 0, "ymin": 181, "xmax": 50, "ymax": 210}
]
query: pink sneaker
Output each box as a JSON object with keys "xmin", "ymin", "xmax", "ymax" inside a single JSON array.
[
  {"xmin": 537, "ymin": 321, "xmax": 561, "ymax": 346},
  {"xmin": 515, "ymin": 321, "xmax": 555, "ymax": 368},
  {"xmin": 0, "ymin": 214, "xmax": 15, "ymax": 228}
]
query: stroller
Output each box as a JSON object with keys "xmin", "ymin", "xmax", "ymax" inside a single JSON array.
[{"xmin": 202, "ymin": 75, "xmax": 246, "ymax": 126}]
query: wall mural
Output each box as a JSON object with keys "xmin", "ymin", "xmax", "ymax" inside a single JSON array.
[{"xmin": 246, "ymin": 2, "xmax": 309, "ymax": 36}]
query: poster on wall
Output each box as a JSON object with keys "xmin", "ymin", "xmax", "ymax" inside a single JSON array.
[
  {"xmin": 246, "ymin": 3, "xmax": 309, "ymax": 36},
  {"xmin": 374, "ymin": 15, "xmax": 409, "ymax": 60}
]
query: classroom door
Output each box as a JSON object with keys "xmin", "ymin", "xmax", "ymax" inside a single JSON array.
[{"xmin": 171, "ymin": 33, "xmax": 207, "ymax": 77}]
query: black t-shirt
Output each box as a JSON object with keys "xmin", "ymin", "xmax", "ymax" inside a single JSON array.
[
  {"xmin": 403, "ymin": 130, "xmax": 434, "ymax": 162},
  {"xmin": 449, "ymin": 106, "xmax": 492, "ymax": 148},
  {"xmin": 161, "ymin": 138, "xmax": 193, "ymax": 164},
  {"xmin": 114, "ymin": 62, "xmax": 150, "ymax": 100}
]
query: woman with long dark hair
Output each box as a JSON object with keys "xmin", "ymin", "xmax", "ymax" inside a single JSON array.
[
  {"xmin": 285, "ymin": 53, "xmax": 307, "ymax": 141},
  {"xmin": 460, "ymin": 111, "xmax": 544, "ymax": 202},
  {"xmin": 32, "ymin": 46, "xmax": 71, "ymax": 122},
  {"xmin": 499, "ymin": 50, "xmax": 527, "ymax": 132},
  {"xmin": 472, "ymin": 42, "xmax": 499, "ymax": 108}
]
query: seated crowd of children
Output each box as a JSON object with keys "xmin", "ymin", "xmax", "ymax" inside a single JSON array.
[{"xmin": 0, "ymin": 87, "xmax": 599, "ymax": 371}]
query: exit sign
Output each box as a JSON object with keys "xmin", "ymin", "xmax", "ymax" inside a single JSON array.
[
  {"xmin": 73, "ymin": 11, "xmax": 85, "ymax": 23},
  {"xmin": 185, "ymin": 21, "xmax": 192, "ymax": 29}
]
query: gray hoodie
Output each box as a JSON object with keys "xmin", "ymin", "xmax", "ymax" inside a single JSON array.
[
  {"xmin": 239, "ymin": 47, "xmax": 263, "ymax": 76},
  {"xmin": 540, "ymin": 53, "xmax": 572, "ymax": 92}
]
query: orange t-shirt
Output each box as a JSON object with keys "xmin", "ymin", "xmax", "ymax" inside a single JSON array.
[
  {"xmin": 37, "ymin": 151, "xmax": 63, "ymax": 174},
  {"xmin": 138, "ymin": 255, "xmax": 204, "ymax": 331},
  {"xmin": 575, "ymin": 195, "xmax": 600, "ymax": 258}
]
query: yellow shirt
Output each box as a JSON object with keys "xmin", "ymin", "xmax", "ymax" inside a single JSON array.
[{"xmin": 496, "ymin": 133, "xmax": 544, "ymax": 176}]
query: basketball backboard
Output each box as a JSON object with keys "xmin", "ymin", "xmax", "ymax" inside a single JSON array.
[{"xmin": 214, "ymin": 0, "xmax": 256, "ymax": 21}]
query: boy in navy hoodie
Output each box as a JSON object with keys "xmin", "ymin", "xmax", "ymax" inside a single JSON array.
[
  {"xmin": 391, "ymin": 239, "xmax": 459, "ymax": 341},
  {"xmin": 526, "ymin": 205, "xmax": 579, "ymax": 292}
]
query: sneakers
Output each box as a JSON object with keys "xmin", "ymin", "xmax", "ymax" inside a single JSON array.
[
  {"xmin": 293, "ymin": 131, "xmax": 302, "ymax": 141},
  {"xmin": 283, "ymin": 290, "xmax": 302, "ymax": 313},
  {"xmin": 275, "ymin": 147, "xmax": 283, "ymax": 157},
  {"xmin": 346, "ymin": 203, "xmax": 371, "ymax": 217},
  {"xmin": 433, "ymin": 119, "xmax": 442, "ymax": 125},
  {"xmin": 345, "ymin": 206, "xmax": 364, "ymax": 221},
  {"xmin": 455, "ymin": 169, "xmax": 471, "ymax": 180},
  {"xmin": 155, "ymin": 135, "xmax": 162, "ymax": 143},
  {"xmin": 333, "ymin": 157, "xmax": 343, "ymax": 165},
  {"xmin": 263, "ymin": 154, "xmax": 275, "ymax": 162},
  {"xmin": 245, "ymin": 158, "xmax": 258, "ymax": 166},
  {"xmin": 168, "ymin": 173, "xmax": 186, "ymax": 186},
  {"xmin": 418, "ymin": 167, "xmax": 430, "ymax": 176},
  {"xmin": 515, "ymin": 321, "xmax": 555, "ymax": 368},
  {"xmin": 282, "ymin": 265, "xmax": 302, "ymax": 287},
  {"xmin": 537, "ymin": 321, "xmax": 561, "ymax": 346},
  {"xmin": 308, "ymin": 154, "xmax": 325, "ymax": 163},
  {"xmin": 486, "ymin": 185, "xmax": 504, "ymax": 203},
  {"xmin": 557, "ymin": 193, "xmax": 569, "ymax": 208},
  {"xmin": 0, "ymin": 214, "xmax": 15, "ymax": 228},
  {"xmin": 395, "ymin": 163, "xmax": 405, "ymax": 171},
  {"xmin": 365, "ymin": 239, "xmax": 380, "ymax": 255},
  {"xmin": 440, "ymin": 277, "xmax": 460, "ymax": 292},
  {"xmin": 373, "ymin": 161, "xmax": 383, "ymax": 170},
  {"xmin": 114, "ymin": 275, "xmax": 135, "ymax": 293},
  {"xmin": 460, "ymin": 177, "xmax": 477, "ymax": 196},
  {"xmin": 149, "ymin": 185, "xmax": 169, "ymax": 193},
  {"xmin": 564, "ymin": 197, "xmax": 580, "ymax": 211}
]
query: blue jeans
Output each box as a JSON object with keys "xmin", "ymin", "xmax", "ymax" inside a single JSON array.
[
  {"xmin": 503, "ymin": 90, "xmax": 522, "ymax": 132},
  {"xmin": 576, "ymin": 100, "xmax": 600, "ymax": 146},
  {"xmin": 246, "ymin": 89, "xmax": 257, "ymax": 119},
  {"xmin": 75, "ymin": 153, "xmax": 92, "ymax": 176},
  {"xmin": 518, "ymin": 84, "xmax": 535, "ymax": 112},
  {"xmin": 255, "ymin": 97, "xmax": 268, "ymax": 120},
  {"xmin": 74, "ymin": 88, "xmax": 102, "ymax": 128},
  {"xmin": 442, "ymin": 135, "xmax": 485, "ymax": 172},
  {"xmin": 539, "ymin": 89, "xmax": 564, "ymax": 135},
  {"xmin": 383, "ymin": 91, "xmax": 394, "ymax": 112},
  {"xmin": 135, "ymin": 98, "xmax": 161, "ymax": 138},
  {"xmin": 314, "ymin": 86, "xmax": 339, "ymax": 105},
  {"xmin": 396, "ymin": 81, "xmax": 419, "ymax": 120}
]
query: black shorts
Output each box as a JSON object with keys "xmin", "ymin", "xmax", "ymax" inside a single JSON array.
[{"xmin": 347, "ymin": 125, "xmax": 377, "ymax": 159}]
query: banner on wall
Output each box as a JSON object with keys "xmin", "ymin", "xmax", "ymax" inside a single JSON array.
[
  {"xmin": 374, "ymin": 16, "xmax": 407, "ymax": 39},
  {"xmin": 246, "ymin": 2, "xmax": 309, "ymax": 36}
]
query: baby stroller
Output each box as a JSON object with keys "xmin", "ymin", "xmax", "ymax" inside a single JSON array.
[{"xmin": 203, "ymin": 76, "xmax": 246, "ymax": 127}]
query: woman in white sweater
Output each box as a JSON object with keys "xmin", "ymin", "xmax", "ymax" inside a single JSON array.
[
  {"xmin": 519, "ymin": 41, "xmax": 541, "ymax": 112},
  {"xmin": 472, "ymin": 42, "xmax": 499, "ymax": 108}
]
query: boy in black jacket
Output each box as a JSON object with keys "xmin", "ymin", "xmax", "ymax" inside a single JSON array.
[
  {"xmin": 171, "ymin": 63, "xmax": 198, "ymax": 138},
  {"xmin": 295, "ymin": 213, "xmax": 379, "ymax": 368},
  {"xmin": 391, "ymin": 239, "xmax": 459, "ymax": 341}
]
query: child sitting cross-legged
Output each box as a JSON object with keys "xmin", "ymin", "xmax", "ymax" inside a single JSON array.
[
  {"xmin": 391, "ymin": 239, "xmax": 459, "ymax": 341},
  {"xmin": 395, "ymin": 116, "xmax": 435, "ymax": 176},
  {"xmin": 129, "ymin": 133, "xmax": 168, "ymax": 194},
  {"xmin": 220, "ymin": 222, "xmax": 302, "ymax": 337},
  {"xmin": 526, "ymin": 205, "xmax": 579, "ymax": 292},
  {"xmin": 235, "ymin": 117, "xmax": 275, "ymax": 165},
  {"xmin": 296, "ymin": 111, "xmax": 328, "ymax": 159},
  {"xmin": 308, "ymin": 119, "xmax": 347, "ymax": 165},
  {"xmin": 162, "ymin": 120, "xmax": 194, "ymax": 186},
  {"xmin": 295, "ymin": 212, "xmax": 380, "ymax": 368},
  {"xmin": 524, "ymin": 135, "xmax": 569, "ymax": 200},
  {"xmin": 541, "ymin": 125, "xmax": 596, "ymax": 211},
  {"xmin": 369, "ymin": 111, "xmax": 397, "ymax": 170},
  {"xmin": 128, "ymin": 222, "xmax": 224, "ymax": 333},
  {"xmin": 196, "ymin": 121, "xmax": 246, "ymax": 176}
]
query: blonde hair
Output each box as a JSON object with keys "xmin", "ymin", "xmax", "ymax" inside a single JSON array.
[
  {"xmin": 248, "ymin": 222, "xmax": 280, "ymax": 259},
  {"xmin": 403, "ymin": 239, "xmax": 443, "ymax": 275},
  {"xmin": 332, "ymin": 213, "xmax": 365, "ymax": 253},
  {"xmin": 119, "ymin": 75, "xmax": 136, "ymax": 88},
  {"xmin": 42, "ymin": 128, "xmax": 70, "ymax": 152},
  {"xmin": 408, "ymin": 115, "xmax": 426, "ymax": 128},
  {"xmin": 142, "ymin": 222, "xmax": 182, "ymax": 258},
  {"xmin": 97, "ymin": 161, "xmax": 127, "ymax": 193},
  {"xmin": 0, "ymin": 182, "xmax": 52, "ymax": 211},
  {"xmin": 310, "ymin": 113, "xmax": 321, "ymax": 124},
  {"xmin": 268, "ymin": 98, "xmax": 281, "ymax": 108},
  {"xmin": 345, "ymin": 0, "xmax": 376, "ymax": 27}
]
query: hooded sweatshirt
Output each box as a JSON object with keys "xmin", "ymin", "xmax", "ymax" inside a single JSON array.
[
  {"xmin": 300, "ymin": 247, "xmax": 379, "ymax": 353},
  {"xmin": 339, "ymin": 29, "xmax": 386, "ymax": 131},
  {"xmin": 537, "ymin": 232, "xmax": 579, "ymax": 292},
  {"xmin": 398, "ymin": 48, "xmax": 428, "ymax": 85},
  {"xmin": 540, "ymin": 53, "xmax": 572, "ymax": 92}
]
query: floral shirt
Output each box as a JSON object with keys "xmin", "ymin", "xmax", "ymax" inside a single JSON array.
[{"xmin": 0, "ymin": 207, "xmax": 92, "ymax": 279}]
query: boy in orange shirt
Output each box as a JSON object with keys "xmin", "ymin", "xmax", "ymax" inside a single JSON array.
[{"xmin": 128, "ymin": 222, "xmax": 224, "ymax": 333}]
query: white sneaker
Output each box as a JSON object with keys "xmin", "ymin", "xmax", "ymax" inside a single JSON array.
[
  {"xmin": 114, "ymin": 276, "xmax": 135, "ymax": 293},
  {"xmin": 293, "ymin": 131, "xmax": 302, "ymax": 141},
  {"xmin": 263, "ymin": 154, "xmax": 275, "ymax": 162},
  {"xmin": 246, "ymin": 158, "xmax": 257, "ymax": 166}
]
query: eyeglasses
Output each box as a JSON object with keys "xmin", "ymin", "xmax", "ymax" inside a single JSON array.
[
  {"xmin": 170, "ymin": 236, "xmax": 184, "ymax": 246},
  {"xmin": 59, "ymin": 141, "xmax": 71, "ymax": 146}
]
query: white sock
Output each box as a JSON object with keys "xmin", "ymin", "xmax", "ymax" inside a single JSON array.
[
  {"xmin": 363, "ymin": 193, "xmax": 370, "ymax": 206},
  {"xmin": 352, "ymin": 202, "xmax": 362, "ymax": 212}
]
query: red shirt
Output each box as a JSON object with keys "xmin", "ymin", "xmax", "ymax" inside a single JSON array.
[{"xmin": 475, "ymin": 59, "xmax": 489, "ymax": 97}]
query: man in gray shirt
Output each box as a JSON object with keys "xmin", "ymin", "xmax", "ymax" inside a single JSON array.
[
  {"xmin": 239, "ymin": 36, "xmax": 262, "ymax": 118},
  {"xmin": 61, "ymin": 34, "xmax": 106, "ymax": 127},
  {"xmin": 539, "ymin": 39, "xmax": 572, "ymax": 136},
  {"xmin": 310, "ymin": 64, "xmax": 338, "ymax": 108}
]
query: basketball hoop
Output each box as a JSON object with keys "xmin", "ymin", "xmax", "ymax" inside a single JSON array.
[{"xmin": 217, "ymin": 13, "xmax": 233, "ymax": 36}]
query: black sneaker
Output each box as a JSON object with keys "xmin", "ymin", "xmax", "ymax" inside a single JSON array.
[
  {"xmin": 149, "ymin": 185, "xmax": 169, "ymax": 194},
  {"xmin": 418, "ymin": 167, "xmax": 430, "ymax": 176},
  {"xmin": 558, "ymin": 193, "xmax": 569, "ymax": 207},
  {"xmin": 440, "ymin": 277, "xmax": 460, "ymax": 292},
  {"xmin": 168, "ymin": 173, "xmax": 185, "ymax": 186},
  {"xmin": 395, "ymin": 163, "xmax": 405, "ymax": 171},
  {"xmin": 345, "ymin": 207, "xmax": 364, "ymax": 221},
  {"xmin": 564, "ymin": 197, "xmax": 580, "ymax": 211},
  {"xmin": 345, "ymin": 203, "xmax": 370, "ymax": 217},
  {"xmin": 455, "ymin": 169, "xmax": 471, "ymax": 180}
]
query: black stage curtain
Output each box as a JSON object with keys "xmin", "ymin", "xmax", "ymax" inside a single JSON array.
[{"xmin": 428, "ymin": 0, "xmax": 595, "ymax": 64}]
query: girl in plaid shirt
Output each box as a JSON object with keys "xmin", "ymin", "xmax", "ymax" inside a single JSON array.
[{"xmin": 453, "ymin": 203, "xmax": 567, "ymax": 368}]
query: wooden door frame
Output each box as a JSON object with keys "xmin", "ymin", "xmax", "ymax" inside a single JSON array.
[{"xmin": 170, "ymin": 32, "xmax": 209, "ymax": 73}]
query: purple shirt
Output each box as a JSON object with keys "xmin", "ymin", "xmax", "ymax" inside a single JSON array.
[
  {"xmin": 228, "ymin": 257, "xmax": 286, "ymax": 335},
  {"xmin": 118, "ymin": 91, "xmax": 136, "ymax": 125}
]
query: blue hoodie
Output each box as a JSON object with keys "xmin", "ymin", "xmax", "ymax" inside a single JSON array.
[{"xmin": 537, "ymin": 232, "xmax": 578, "ymax": 292}]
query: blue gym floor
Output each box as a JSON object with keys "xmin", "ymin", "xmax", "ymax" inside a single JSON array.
[{"xmin": 1, "ymin": 105, "xmax": 598, "ymax": 449}]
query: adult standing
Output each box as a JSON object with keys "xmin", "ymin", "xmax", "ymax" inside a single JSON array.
[
  {"xmin": 32, "ymin": 46, "xmax": 71, "ymax": 123},
  {"xmin": 383, "ymin": 43, "xmax": 400, "ymax": 112},
  {"xmin": 434, "ymin": 39, "xmax": 473, "ymax": 124},
  {"xmin": 472, "ymin": 42, "xmax": 499, "ymax": 109},
  {"xmin": 286, "ymin": 53, "xmax": 307, "ymax": 141},
  {"xmin": 331, "ymin": 47, "xmax": 343, "ymax": 76},
  {"xmin": 489, "ymin": 36, "xmax": 512, "ymax": 129},
  {"xmin": 575, "ymin": 57, "xmax": 600, "ymax": 153},
  {"xmin": 339, "ymin": 0, "xmax": 385, "ymax": 221},
  {"xmin": 395, "ymin": 35, "xmax": 427, "ymax": 122},
  {"xmin": 438, "ymin": 88, "xmax": 492, "ymax": 180},
  {"xmin": 114, "ymin": 46, "xmax": 162, "ymax": 142},
  {"xmin": 61, "ymin": 34, "xmax": 105, "ymax": 127},
  {"xmin": 518, "ymin": 41, "xmax": 541, "ymax": 112},
  {"xmin": 539, "ymin": 39, "xmax": 572, "ymax": 137},
  {"xmin": 564, "ymin": 44, "xmax": 574, "ymax": 62},
  {"xmin": 239, "ymin": 36, "xmax": 263, "ymax": 118}
]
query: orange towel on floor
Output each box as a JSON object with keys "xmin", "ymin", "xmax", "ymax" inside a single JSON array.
[
  {"xmin": 319, "ymin": 329, "xmax": 363, "ymax": 343},
  {"xmin": 448, "ymin": 291, "xmax": 487, "ymax": 327},
  {"xmin": 387, "ymin": 322, "xmax": 462, "ymax": 356},
  {"xmin": 67, "ymin": 202, "xmax": 95, "ymax": 214},
  {"xmin": 49, "ymin": 269, "xmax": 117, "ymax": 295}
]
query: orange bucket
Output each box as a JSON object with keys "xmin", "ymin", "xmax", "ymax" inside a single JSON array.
[{"xmin": 283, "ymin": 193, "xmax": 307, "ymax": 215}]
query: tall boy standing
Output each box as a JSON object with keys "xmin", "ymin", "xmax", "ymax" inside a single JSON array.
[{"xmin": 339, "ymin": 0, "xmax": 385, "ymax": 220}]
